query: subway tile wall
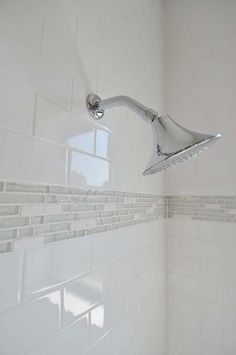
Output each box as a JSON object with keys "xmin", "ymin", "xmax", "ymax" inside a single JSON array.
[
  {"xmin": 165, "ymin": 0, "xmax": 236, "ymax": 354},
  {"xmin": 0, "ymin": 0, "xmax": 167, "ymax": 355}
]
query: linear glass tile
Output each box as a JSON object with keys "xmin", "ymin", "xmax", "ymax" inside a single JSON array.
[
  {"xmin": 6, "ymin": 182, "xmax": 50, "ymax": 193},
  {"xmin": 0, "ymin": 229, "xmax": 17, "ymax": 241},
  {"xmin": 0, "ymin": 216, "xmax": 29, "ymax": 229},
  {"xmin": 0, "ymin": 206, "xmax": 19, "ymax": 216},
  {"xmin": 0, "ymin": 193, "xmax": 45, "ymax": 204}
]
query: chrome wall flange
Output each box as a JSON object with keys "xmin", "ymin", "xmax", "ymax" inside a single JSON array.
[{"xmin": 86, "ymin": 94, "xmax": 104, "ymax": 119}]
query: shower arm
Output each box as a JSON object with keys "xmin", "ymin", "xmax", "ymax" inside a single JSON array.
[{"xmin": 86, "ymin": 94, "xmax": 159, "ymax": 124}]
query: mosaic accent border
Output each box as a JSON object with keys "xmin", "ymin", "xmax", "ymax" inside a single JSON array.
[
  {"xmin": 167, "ymin": 196, "xmax": 236, "ymax": 223},
  {"xmin": 0, "ymin": 181, "xmax": 166, "ymax": 253},
  {"xmin": 1, "ymin": 180, "xmax": 235, "ymax": 254}
]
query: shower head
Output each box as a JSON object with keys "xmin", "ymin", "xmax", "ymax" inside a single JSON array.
[
  {"xmin": 86, "ymin": 94, "xmax": 221, "ymax": 175},
  {"xmin": 143, "ymin": 115, "xmax": 221, "ymax": 174}
]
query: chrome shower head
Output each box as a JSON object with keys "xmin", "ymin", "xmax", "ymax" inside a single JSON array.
[
  {"xmin": 86, "ymin": 94, "xmax": 221, "ymax": 175},
  {"xmin": 144, "ymin": 115, "xmax": 221, "ymax": 174}
]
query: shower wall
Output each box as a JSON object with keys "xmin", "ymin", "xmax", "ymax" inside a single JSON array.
[
  {"xmin": 0, "ymin": 1, "xmax": 167, "ymax": 354},
  {"xmin": 165, "ymin": 0, "xmax": 236, "ymax": 354}
]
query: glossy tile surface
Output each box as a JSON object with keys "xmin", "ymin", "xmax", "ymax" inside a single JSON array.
[
  {"xmin": 0, "ymin": 129, "xmax": 67, "ymax": 184},
  {"xmin": 26, "ymin": 315, "xmax": 89, "ymax": 355},
  {"xmin": 23, "ymin": 238, "xmax": 91, "ymax": 297},
  {"xmin": 0, "ymin": 252, "xmax": 23, "ymax": 312},
  {"xmin": 62, "ymin": 268, "xmax": 110, "ymax": 325},
  {"xmin": 0, "ymin": 76, "xmax": 35, "ymax": 134},
  {"xmin": 35, "ymin": 95, "xmax": 95, "ymax": 154},
  {"xmin": 0, "ymin": 0, "xmax": 166, "ymax": 355},
  {"xmin": 0, "ymin": 291, "xmax": 60, "ymax": 355},
  {"xmin": 166, "ymin": 0, "xmax": 236, "ymax": 354},
  {"xmin": 69, "ymin": 151, "xmax": 113, "ymax": 188}
]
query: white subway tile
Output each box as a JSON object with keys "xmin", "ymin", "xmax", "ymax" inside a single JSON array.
[
  {"xmin": 111, "ymin": 243, "xmax": 158, "ymax": 291},
  {"xmin": 0, "ymin": 291, "xmax": 60, "ymax": 355},
  {"xmin": 96, "ymin": 131, "xmax": 148, "ymax": 172},
  {"xmin": 167, "ymin": 219, "xmax": 199, "ymax": 239},
  {"xmin": 86, "ymin": 333, "xmax": 110, "ymax": 355},
  {"xmin": 203, "ymin": 323, "xmax": 223, "ymax": 347},
  {"xmin": 110, "ymin": 307, "xmax": 139, "ymax": 355},
  {"xmin": 35, "ymin": 95, "xmax": 95, "ymax": 154},
  {"xmin": 27, "ymin": 0, "xmax": 77, "ymax": 37},
  {"xmin": 0, "ymin": 252, "xmax": 23, "ymax": 312},
  {"xmin": 0, "ymin": 76, "xmax": 35, "ymax": 134},
  {"xmin": 168, "ymin": 254, "xmax": 201, "ymax": 279},
  {"xmin": 26, "ymin": 314, "xmax": 89, "ymax": 355},
  {"xmin": 223, "ymin": 328, "xmax": 236, "ymax": 352},
  {"xmin": 91, "ymin": 233, "xmax": 109, "ymax": 269},
  {"xmin": 42, "ymin": 19, "xmax": 96, "ymax": 81},
  {"xmin": 0, "ymin": 26, "xmax": 72, "ymax": 107},
  {"xmin": 182, "ymin": 277, "xmax": 224, "ymax": 305},
  {"xmin": 199, "ymin": 221, "xmax": 236, "ymax": 245},
  {"xmin": 71, "ymin": 74, "xmax": 97, "ymax": 119},
  {"xmin": 0, "ymin": 129, "xmax": 66, "ymax": 185},
  {"xmin": 111, "ymin": 253, "xmax": 137, "ymax": 291},
  {"xmin": 108, "ymin": 228, "xmax": 128, "ymax": 262},
  {"xmin": 181, "ymin": 313, "xmax": 202, "ymax": 339},
  {"xmin": 127, "ymin": 266, "xmax": 157, "ymax": 310},
  {"xmin": 168, "ymin": 237, "xmax": 182, "ymax": 255},
  {"xmin": 62, "ymin": 267, "xmax": 110, "ymax": 325},
  {"xmin": 169, "ymin": 292, "xmax": 204, "ymax": 319},
  {"xmin": 169, "ymin": 331, "xmax": 202, "ymax": 355},
  {"xmin": 90, "ymin": 304, "xmax": 110, "ymax": 343},
  {"xmin": 69, "ymin": 151, "xmax": 114, "ymax": 189},
  {"xmin": 127, "ymin": 221, "xmax": 156, "ymax": 253},
  {"xmin": 219, "ymin": 244, "xmax": 236, "ymax": 266},
  {"xmin": 168, "ymin": 273, "xmax": 182, "ymax": 292},
  {"xmin": 224, "ymin": 286, "xmax": 236, "ymax": 309},
  {"xmin": 109, "ymin": 289, "xmax": 127, "ymax": 325},
  {"xmin": 23, "ymin": 238, "xmax": 91, "ymax": 297},
  {"xmin": 0, "ymin": 0, "xmax": 43, "ymax": 50},
  {"xmin": 202, "ymin": 343, "xmax": 223, "ymax": 355},
  {"xmin": 202, "ymin": 302, "xmax": 224, "ymax": 327},
  {"xmin": 113, "ymin": 163, "xmax": 139, "ymax": 193},
  {"xmin": 223, "ymin": 307, "xmax": 236, "ymax": 331}
]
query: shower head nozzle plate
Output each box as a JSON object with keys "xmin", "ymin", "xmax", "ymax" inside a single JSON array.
[{"xmin": 143, "ymin": 133, "xmax": 221, "ymax": 175}]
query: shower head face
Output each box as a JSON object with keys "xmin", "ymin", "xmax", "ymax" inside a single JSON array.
[{"xmin": 143, "ymin": 115, "xmax": 221, "ymax": 175}]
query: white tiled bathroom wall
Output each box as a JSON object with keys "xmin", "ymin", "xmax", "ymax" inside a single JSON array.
[
  {"xmin": 0, "ymin": 0, "xmax": 167, "ymax": 354},
  {"xmin": 165, "ymin": 1, "xmax": 236, "ymax": 354}
]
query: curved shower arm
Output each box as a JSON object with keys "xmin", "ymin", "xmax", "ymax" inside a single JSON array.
[{"xmin": 86, "ymin": 94, "xmax": 158, "ymax": 123}]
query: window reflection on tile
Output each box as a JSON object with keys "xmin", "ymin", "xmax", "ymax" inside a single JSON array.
[
  {"xmin": 68, "ymin": 131, "xmax": 94, "ymax": 154},
  {"xmin": 35, "ymin": 95, "xmax": 95, "ymax": 154},
  {"xmin": 90, "ymin": 304, "xmax": 111, "ymax": 343},
  {"xmin": 62, "ymin": 270, "xmax": 105, "ymax": 325},
  {"xmin": 69, "ymin": 151, "xmax": 113, "ymax": 188},
  {"xmin": 95, "ymin": 129, "xmax": 109, "ymax": 159}
]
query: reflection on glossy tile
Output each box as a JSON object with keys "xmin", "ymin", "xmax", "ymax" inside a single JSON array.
[
  {"xmin": 0, "ymin": 291, "xmax": 60, "ymax": 355},
  {"xmin": 35, "ymin": 95, "xmax": 95, "ymax": 154},
  {"xmin": 90, "ymin": 304, "xmax": 110, "ymax": 343},
  {"xmin": 23, "ymin": 238, "xmax": 91, "ymax": 297},
  {"xmin": 69, "ymin": 151, "xmax": 113, "ymax": 188},
  {"xmin": 62, "ymin": 268, "xmax": 110, "ymax": 325},
  {"xmin": 95, "ymin": 129, "xmax": 109, "ymax": 159}
]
